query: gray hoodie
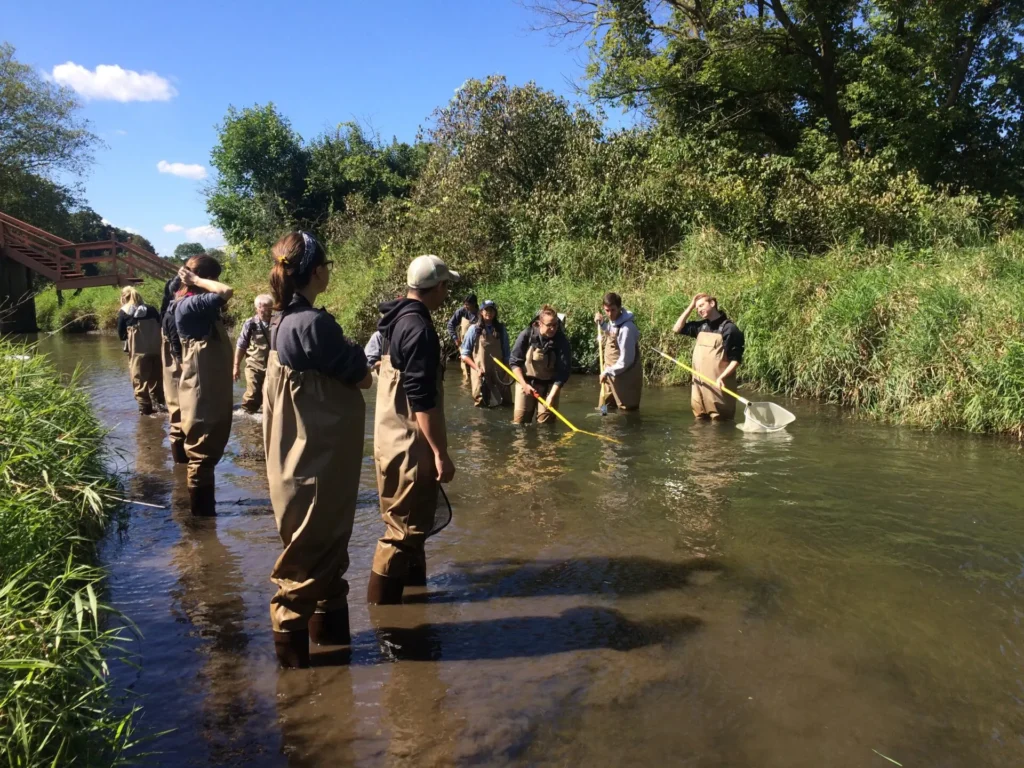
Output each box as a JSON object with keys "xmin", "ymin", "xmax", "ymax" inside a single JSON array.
[{"xmin": 599, "ymin": 309, "xmax": 639, "ymax": 377}]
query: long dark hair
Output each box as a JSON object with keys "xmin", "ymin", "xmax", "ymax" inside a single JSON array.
[
  {"xmin": 269, "ymin": 231, "xmax": 327, "ymax": 311},
  {"xmin": 475, "ymin": 303, "xmax": 501, "ymax": 331}
]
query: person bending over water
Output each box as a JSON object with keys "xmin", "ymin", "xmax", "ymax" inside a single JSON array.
[
  {"xmin": 263, "ymin": 231, "xmax": 372, "ymax": 668},
  {"xmin": 173, "ymin": 254, "xmax": 234, "ymax": 515},
  {"xmin": 509, "ymin": 305, "xmax": 572, "ymax": 425},
  {"xmin": 672, "ymin": 293, "xmax": 745, "ymax": 420}
]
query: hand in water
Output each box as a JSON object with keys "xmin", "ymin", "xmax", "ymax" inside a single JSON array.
[{"xmin": 435, "ymin": 451, "xmax": 456, "ymax": 483}]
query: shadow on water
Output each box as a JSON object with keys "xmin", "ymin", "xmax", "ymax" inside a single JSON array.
[
  {"xmin": 421, "ymin": 555, "xmax": 728, "ymax": 603},
  {"xmin": 365, "ymin": 606, "xmax": 703, "ymax": 663}
]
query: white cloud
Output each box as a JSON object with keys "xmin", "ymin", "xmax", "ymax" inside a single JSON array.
[
  {"xmin": 163, "ymin": 223, "xmax": 184, "ymax": 233},
  {"xmin": 157, "ymin": 160, "xmax": 207, "ymax": 180},
  {"xmin": 185, "ymin": 225, "xmax": 225, "ymax": 247},
  {"xmin": 51, "ymin": 62, "xmax": 177, "ymax": 102}
]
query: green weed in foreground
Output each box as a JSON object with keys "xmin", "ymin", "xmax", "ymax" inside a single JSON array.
[{"xmin": 0, "ymin": 341, "xmax": 136, "ymax": 766}]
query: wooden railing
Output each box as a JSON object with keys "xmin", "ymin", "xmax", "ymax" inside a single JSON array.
[{"xmin": 0, "ymin": 210, "xmax": 176, "ymax": 289}]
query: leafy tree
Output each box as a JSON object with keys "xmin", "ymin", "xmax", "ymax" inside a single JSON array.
[
  {"xmin": 174, "ymin": 242, "xmax": 207, "ymax": 260},
  {"xmin": 530, "ymin": 0, "xmax": 1024, "ymax": 194},
  {"xmin": 207, "ymin": 104, "xmax": 309, "ymax": 244}
]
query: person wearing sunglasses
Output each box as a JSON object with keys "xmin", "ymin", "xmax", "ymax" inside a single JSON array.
[{"xmin": 508, "ymin": 305, "xmax": 572, "ymax": 425}]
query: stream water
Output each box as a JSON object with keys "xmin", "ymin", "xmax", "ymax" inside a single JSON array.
[{"xmin": 32, "ymin": 332, "xmax": 1024, "ymax": 767}]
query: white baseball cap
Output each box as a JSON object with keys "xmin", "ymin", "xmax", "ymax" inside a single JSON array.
[{"xmin": 407, "ymin": 254, "xmax": 460, "ymax": 290}]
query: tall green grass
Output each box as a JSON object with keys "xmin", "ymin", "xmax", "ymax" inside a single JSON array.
[
  {"xmin": 0, "ymin": 341, "xmax": 136, "ymax": 766},
  {"xmin": 46, "ymin": 230, "xmax": 1024, "ymax": 437},
  {"xmin": 34, "ymin": 281, "xmax": 165, "ymax": 333}
]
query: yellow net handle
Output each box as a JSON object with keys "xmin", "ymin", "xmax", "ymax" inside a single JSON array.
[
  {"xmin": 491, "ymin": 356, "xmax": 622, "ymax": 444},
  {"xmin": 653, "ymin": 349, "xmax": 749, "ymax": 405}
]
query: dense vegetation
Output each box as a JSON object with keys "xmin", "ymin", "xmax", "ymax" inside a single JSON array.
[
  {"xmin": 0, "ymin": 342, "xmax": 135, "ymax": 766},
  {"xmin": 202, "ymin": 1, "xmax": 1024, "ymax": 437}
]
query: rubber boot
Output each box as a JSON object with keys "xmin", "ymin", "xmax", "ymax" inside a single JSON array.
[
  {"xmin": 308, "ymin": 605, "xmax": 351, "ymax": 646},
  {"xmin": 188, "ymin": 485, "xmax": 216, "ymax": 517},
  {"xmin": 139, "ymin": 404, "xmax": 154, "ymax": 416},
  {"xmin": 171, "ymin": 439, "xmax": 187, "ymax": 465},
  {"xmin": 273, "ymin": 629, "xmax": 310, "ymax": 669},
  {"xmin": 406, "ymin": 553, "xmax": 427, "ymax": 587},
  {"xmin": 366, "ymin": 571, "xmax": 404, "ymax": 605}
]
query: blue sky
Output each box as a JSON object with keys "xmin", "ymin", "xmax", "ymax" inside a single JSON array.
[{"xmin": 5, "ymin": 0, "xmax": 597, "ymax": 256}]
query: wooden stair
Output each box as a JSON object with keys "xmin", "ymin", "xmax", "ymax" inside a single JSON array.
[{"xmin": 0, "ymin": 210, "xmax": 174, "ymax": 289}]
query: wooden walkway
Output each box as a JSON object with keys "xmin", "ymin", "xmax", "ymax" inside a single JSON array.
[{"xmin": 0, "ymin": 211, "xmax": 176, "ymax": 290}]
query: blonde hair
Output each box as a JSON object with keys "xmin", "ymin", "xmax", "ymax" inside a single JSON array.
[{"xmin": 120, "ymin": 287, "xmax": 143, "ymax": 306}]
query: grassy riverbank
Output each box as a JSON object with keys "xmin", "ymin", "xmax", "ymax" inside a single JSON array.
[
  {"xmin": 225, "ymin": 231, "xmax": 1024, "ymax": 438},
  {"xmin": 37, "ymin": 230, "xmax": 1024, "ymax": 438},
  {"xmin": 34, "ymin": 282, "xmax": 165, "ymax": 333},
  {"xmin": 0, "ymin": 341, "xmax": 135, "ymax": 766}
]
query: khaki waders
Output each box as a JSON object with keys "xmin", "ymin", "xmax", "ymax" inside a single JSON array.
[
  {"xmin": 513, "ymin": 346, "xmax": 559, "ymax": 425},
  {"xmin": 600, "ymin": 325, "xmax": 642, "ymax": 410},
  {"xmin": 263, "ymin": 351, "xmax": 365, "ymax": 645},
  {"xmin": 370, "ymin": 354, "xmax": 444, "ymax": 601},
  {"xmin": 161, "ymin": 331, "xmax": 186, "ymax": 463},
  {"xmin": 178, "ymin": 319, "xmax": 234, "ymax": 510},
  {"xmin": 459, "ymin": 316, "xmax": 472, "ymax": 380},
  {"xmin": 242, "ymin": 321, "xmax": 270, "ymax": 413},
  {"xmin": 470, "ymin": 326, "xmax": 512, "ymax": 407},
  {"xmin": 127, "ymin": 318, "xmax": 163, "ymax": 412},
  {"xmin": 691, "ymin": 331, "xmax": 737, "ymax": 420}
]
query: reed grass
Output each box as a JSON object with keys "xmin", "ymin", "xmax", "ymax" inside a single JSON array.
[{"xmin": 0, "ymin": 341, "xmax": 136, "ymax": 766}]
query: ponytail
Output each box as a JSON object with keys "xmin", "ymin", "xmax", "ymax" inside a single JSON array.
[{"xmin": 270, "ymin": 231, "xmax": 326, "ymax": 311}]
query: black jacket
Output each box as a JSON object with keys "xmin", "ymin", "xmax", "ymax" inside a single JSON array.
[
  {"xmin": 509, "ymin": 323, "xmax": 572, "ymax": 385},
  {"xmin": 677, "ymin": 314, "xmax": 745, "ymax": 364},
  {"xmin": 161, "ymin": 302, "xmax": 182, "ymax": 361},
  {"xmin": 116, "ymin": 304, "xmax": 160, "ymax": 341},
  {"xmin": 378, "ymin": 298, "xmax": 440, "ymax": 412}
]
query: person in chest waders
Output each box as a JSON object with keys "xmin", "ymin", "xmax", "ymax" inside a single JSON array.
[
  {"xmin": 673, "ymin": 293, "xmax": 745, "ymax": 420},
  {"xmin": 368, "ymin": 254, "xmax": 460, "ymax": 605},
  {"xmin": 233, "ymin": 294, "xmax": 273, "ymax": 414},
  {"xmin": 460, "ymin": 299, "xmax": 512, "ymax": 408},
  {"xmin": 509, "ymin": 305, "xmax": 572, "ymax": 425},
  {"xmin": 173, "ymin": 254, "xmax": 234, "ymax": 515},
  {"xmin": 160, "ymin": 276, "xmax": 187, "ymax": 464},
  {"xmin": 594, "ymin": 292, "xmax": 642, "ymax": 411},
  {"xmin": 446, "ymin": 293, "xmax": 478, "ymax": 382},
  {"xmin": 263, "ymin": 231, "xmax": 373, "ymax": 668},
  {"xmin": 117, "ymin": 287, "xmax": 164, "ymax": 415}
]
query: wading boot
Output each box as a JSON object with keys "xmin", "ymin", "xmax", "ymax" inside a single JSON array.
[
  {"xmin": 366, "ymin": 572, "xmax": 404, "ymax": 605},
  {"xmin": 139, "ymin": 404, "xmax": 154, "ymax": 416},
  {"xmin": 308, "ymin": 606, "xmax": 351, "ymax": 646},
  {"xmin": 273, "ymin": 629, "xmax": 310, "ymax": 669},
  {"xmin": 171, "ymin": 439, "xmax": 187, "ymax": 465},
  {"xmin": 405, "ymin": 554, "xmax": 427, "ymax": 588},
  {"xmin": 188, "ymin": 485, "xmax": 216, "ymax": 517}
]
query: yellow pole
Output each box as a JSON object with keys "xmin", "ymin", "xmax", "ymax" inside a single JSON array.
[
  {"xmin": 492, "ymin": 357, "xmax": 622, "ymax": 444},
  {"xmin": 654, "ymin": 348, "xmax": 748, "ymax": 404}
]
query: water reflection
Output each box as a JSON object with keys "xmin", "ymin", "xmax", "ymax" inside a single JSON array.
[{"xmin": 27, "ymin": 334, "xmax": 1024, "ymax": 767}]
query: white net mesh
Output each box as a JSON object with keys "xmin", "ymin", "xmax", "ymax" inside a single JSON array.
[{"xmin": 736, "ymin": 402, "xmax": 796, "ymax": 433}]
